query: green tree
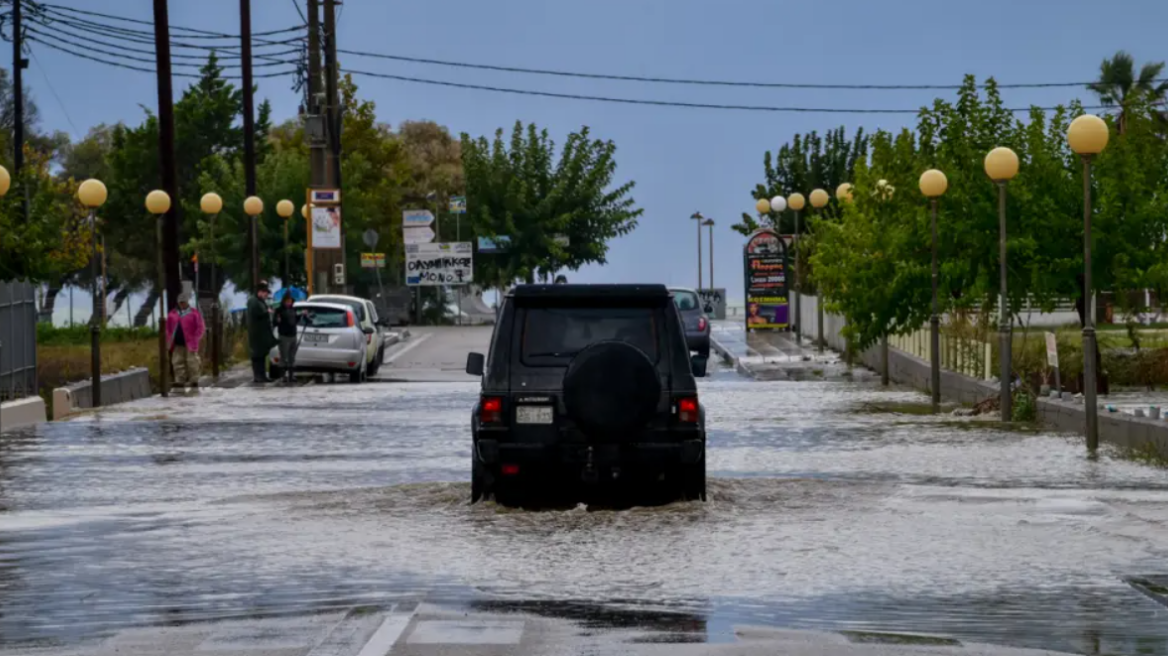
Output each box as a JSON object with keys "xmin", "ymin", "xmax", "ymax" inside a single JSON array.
[
  {"xmin": 1088, "ymin": 51, "xmax": 1168, "ymax": 134},
  {"xmin": 461, "ymin": 121, "xmax": 641, "ymax": 286}
]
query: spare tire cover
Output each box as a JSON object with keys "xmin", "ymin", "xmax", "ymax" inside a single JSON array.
[{"xmin": 562, "ymin": 340, "xmax": 662, "ymax": 439}]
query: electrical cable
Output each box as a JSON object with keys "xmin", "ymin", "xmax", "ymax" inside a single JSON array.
[
  {"xmin": 27, "ymin": 35, "xmax": 298, "ymax": 79},
  {"xmin": 29, "ymin": 12, "xmax": 303, "ymax": 54},
  {"xmin": 335, "ymin": 48, "xmax": 1162, "ymax": 92},
  {"xmin": 26, "ymin": 26, "xmax": 297, "ymax": 70},
  {"xmin": 37, "ymin": 3, "xmax": 303, "ymax": 39},
  {"xmin": 342, "ymin": 67, "xmax": 1110, "ymax": 114},
  {"xmin": 25, "ymin": 22, "xmax": 298, "ymax": 67}
]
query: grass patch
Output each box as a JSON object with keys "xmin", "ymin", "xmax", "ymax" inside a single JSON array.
[
  {"xmin": 840, "ymin": 631, "xmax": 960, "ymax": 646},
  {"xmin": 1119, "ymin": 441, "xmax": 1168, "ymax": 468}
]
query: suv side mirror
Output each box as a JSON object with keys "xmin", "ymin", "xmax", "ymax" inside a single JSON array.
[
  {"xmin": 691, "ymin": 354, "xmax": 708, "ymax": 378},
  {"xmin": 466, "ymin": 352, "xmax": 485, "ymax": 376},
  {"xmin": 704, "ymin": 304, "xmax": 714, "ymax": 314},
  {"xmin": 362, "ymin": 326, "xmax": 375, "ymax": 335}
]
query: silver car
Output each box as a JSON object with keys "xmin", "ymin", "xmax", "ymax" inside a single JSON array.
[
  {"xmin": 669, "ymin": 287, "xmax": 711, "ymax": 358},
  {"xmin": 269, "ymin": 302, "xmax": 371, "ymax": 383}
]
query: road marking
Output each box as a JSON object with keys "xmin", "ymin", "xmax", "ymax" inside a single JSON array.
[
  {"xmin": 406, "ymin": 620, "xmax": 525, "ymax": 645},
  {"xmin": 305, "ymin": 611, "xmax": 389, "ymax": 656},
  {"xmin": 383, "ymin": 332, "xmax": 433, "ymax": 365},
  {"xmin": 355, "ymin": 613, "xmax": 413, "ymax": 656}
]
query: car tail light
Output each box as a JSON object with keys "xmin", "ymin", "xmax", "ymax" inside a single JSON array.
[
  {"xmin": 501, "ymin": 464, "xmax": 520, "ymax": 476},
  {"xmin": 272, "ymin": 356, "xmax": 280, "ymax": 363},
  {"xmin": 698, "ymin": 317, "xmax": 707, "ymax": 332},
  {"xmin": 366, "ymin": 333, "xmax": 373, "ymax": 344},
  {"xmin": 347, "ymin": 311, "xmax": 355, "ymax": 327},
  {"xmin": 678, "ymin": 397, "xmax": 699, "ymax": 423},
  {"xmin": 480, "ymin": 396, "xmax": 503, "ymax": 424},
  {"xmin": 348, "ymin": 361, "xmax": 357, "ymax": 367}
]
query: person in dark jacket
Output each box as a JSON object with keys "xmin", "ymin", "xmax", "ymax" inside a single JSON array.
[
  {"xmin": 273, "ymin": 293, "xmax": 301, "ymax": 383},
  {"xmin": 247, "ymin": 281, "xmax": 277, "ymax": 383}
]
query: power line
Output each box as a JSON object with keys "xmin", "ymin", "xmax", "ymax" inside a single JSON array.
[
  {"xmin": 27, "ymin": 35, "xmax": 298, "ymax": 79},
  {"xmin": 25, "ymin": 23, "xmax": 297, "ymax": 68},
  {"xmin": 342, "ymin": 67, "xmax": 1109, "ymax": 114},
  {"xmin": 28, "ymin": 12, "xmax": 303, "ymax": 55},
  {"xmin": 29, "ymin": 47, "xmax": 76, "ymax": 133},
  {"xmin": 335, "ymin": 47, "xmax": 1157, "ymax": 92},
  {"xmin": 37, "ymin": 3, "xmax": 303, "ymax": 40}
]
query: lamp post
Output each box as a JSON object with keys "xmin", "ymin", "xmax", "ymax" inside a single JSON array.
[
  {"xmin": 146, "ymin": 190, "xmax": 172, "ymax": 397},
  {"xmin": 985, "ymin": 146, "xmax": 1019, "ymax": 422},
  {"xmin": 920, "ymin": 169, "xmax": 948, "ymax": 411},
  {"xmin": 787, "ymin": 193, "xmax": 806, "ymax": 342},
  {"xmin": 1068, "ymin": 114, "xmax": 1110, "ymax": 454},
  {"xmin": 809, "ymin": 189, "xmax": 829, "ymax": 352},
  {"xmin": 201, "ymin": 192, "xmax": 224, "ymax": 379},
  {"xmin": 244, "ymin": 196, "xmax": 264, "ymax": 291},
  {"xmin": 837, "ymin": 184, "xmax": 857, "ymax": 367},
  {"xmin": 702, "ymin": 217, "xmax": 715, "ymax": 290},
  {"xmin": 0, "ymin": 167, "xmax": 8, "ymax": 421},
  {"xmin": 691, "ymin": 211, "xmax": 706, "ymax": 290},
  {"xmin": 277, "ymin": 199, "xmax": 295, "ymax": 285},
  {"xmin": 78, "ymin": 179, "xmax": 108, "ymax": 407}
]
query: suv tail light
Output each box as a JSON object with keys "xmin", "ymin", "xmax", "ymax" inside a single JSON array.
[
  {"xmin": 480, "ymin": 396, "xmax": 503, "ymax": 424},
  {"xmin": 678, "ymin": 397, "xmax": 699, "ymax": 423},
  {"xmin": 366, "ymin": 333, "xmax": 373, "ymax": 344},
  {"xmin": 698, "ymin": 317, "xmax": 707, "ymax": 332}
]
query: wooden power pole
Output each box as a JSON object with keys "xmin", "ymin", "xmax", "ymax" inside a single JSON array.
[
  {"xmin": 152, "ymin": 0, "xmax": 182, "ymax": 309},
  {"xmin": 241, "ymin": 0, "xmax": 259, "ymax": 291}
]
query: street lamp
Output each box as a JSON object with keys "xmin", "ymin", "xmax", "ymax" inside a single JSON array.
[
  {"xmin": 702, "ymin": 217, "xmax": 715, "ymax": 290},
  {"xmin": 985, "ymin": 146, "xmax": 1019, "ymax": 422},
  {"xmin": 201, "ymin": 192, "xmax": 224, "ymax": 379},
  {"xmin": 277, "ymin": 199, "xmax": 295, "ymax": 286},
  {"xmin": 146, "ymin": 190, "xmax": 172, "ymax": 397},
  {"xmin": 0, "ymin": 167, "xmax": 8, "ymax": 424},
  {"xmin": 788, "ymin": 193, "xmax": 806, "ymax": 342},
  {"xmin": 691, "ymin": 211, "xmax": 705, "ymax": 290},
  {"xmin": 244, "ymin": 195, "xmax": 264, "ymax": 291},
  {"xmin": 78, "ymin": 178, "xmax": 108, "ymax": 407},
  {"xmin": 920, "ymin": 169, "xmax": 948, "ymax": 411},
  {"xmin": 1068, "ymin": 114, "xmax": 1110, "ymax": 454},
  {"xmin": 810, "ymin": 189, "xmax": 829, "ymax": 352},
  {"xmin": 836, "ymin": 183, "xmax": 854, "ymax": 204}
]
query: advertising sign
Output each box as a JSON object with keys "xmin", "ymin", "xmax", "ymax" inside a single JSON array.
[
  {"xmin": 406, "ymin": 242, "xmax": 473, "ymax": 286},
  {"xmin": 1045, "ymin": 331, "xmax": 1059, "ymax": 368},
  {"xmin": 743, "ymin": 229, "xmax": 789, "ymax": 331},
  {"xmin": 311, "ymin": 189, "xmax": 340, "ymax": 204},
  {"xmin": 311, "ymin": 206, "xmax": 342, "ymax": 249},
  {"xmin": 697, "ymin": 288, "xmax": 727, "ymax": 320},
  {"xmin": 360, "ymin": 253, "xmax": 386, "ymax": 269},
  {"xmin": 477, "ymin": 235, "xmax": 511, "ymax": 253},
  {"xmin": 449, "ymin": 196, "xmax": 467, "ymax": 214}
]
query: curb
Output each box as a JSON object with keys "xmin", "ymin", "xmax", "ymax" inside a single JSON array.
[{"xmin": 710, "ymin": 334, "xmax": 756, "ymax": 378}]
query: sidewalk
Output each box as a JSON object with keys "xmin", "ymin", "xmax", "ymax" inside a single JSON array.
[{"xmin": 711, "ymin": 321, "xmax": 875, "ymax": 382}]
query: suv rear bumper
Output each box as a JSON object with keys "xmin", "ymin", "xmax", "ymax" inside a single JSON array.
[{"xmin": 475, "ymin": 438, "xmax": 705, "ymax": 468}]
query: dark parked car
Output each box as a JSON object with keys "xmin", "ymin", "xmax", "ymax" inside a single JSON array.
[
  {"xmin": 669, "ymin": 287, "xmax": 712, "ymax": 359},
  {"xmin": 465, "ymin": 284, "xmax": 708, "ymax": 506}
]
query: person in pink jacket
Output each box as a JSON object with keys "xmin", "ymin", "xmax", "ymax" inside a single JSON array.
[{"xmin": 167, "ymin": 291, "xmax": 206, "ymax": 389}]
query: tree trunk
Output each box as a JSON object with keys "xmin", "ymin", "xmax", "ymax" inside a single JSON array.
[
  {"xmin": 134, "ymin": 288, "xmax": 160, "ymax": 328},
  {"xmin": 39, "ymin": 282, "xmax": 63, "ymax": 324}
]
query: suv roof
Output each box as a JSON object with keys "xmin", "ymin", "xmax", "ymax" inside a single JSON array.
[{"xmin": 508, "ymin": 284, "xmax": 670, "ymax": 300}]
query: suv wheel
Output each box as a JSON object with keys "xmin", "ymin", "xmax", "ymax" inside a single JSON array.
[
  {"xmin": 681, "ymin": 463, "xmax": 706, "ymax": 501},
  {"xmin": 369, "ymin": 346, "xmax": 384, "ymax": 375},
  {"xmin": 471, "ymin": 454, "xmax": 492, "ymax": 503}
]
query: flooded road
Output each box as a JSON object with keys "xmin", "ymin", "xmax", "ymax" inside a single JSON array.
[{"xmin": 2, "ymin": 350, "xmax": 1168, "ymax": 654}]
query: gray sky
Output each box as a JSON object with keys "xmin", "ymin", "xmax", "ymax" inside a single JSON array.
[{"xmin": 22, "ymin": 0, "xmax": 1166, "ymax": 324}]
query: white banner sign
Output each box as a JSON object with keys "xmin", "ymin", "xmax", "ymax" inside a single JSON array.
[
  {"xmin": 1045, "ymin": 331, "xmax": 1059, "ymax": 368},
  {"xmin": 403, "ymin": 209, "xmax": 435, "ymax": 227},
  {"xmin": 406, "ymin": 242, "xmax": 473, "ymax": 286},
  {"xmin": 311, "ymin": 206, "xmax": 342, "ymax": 249}
]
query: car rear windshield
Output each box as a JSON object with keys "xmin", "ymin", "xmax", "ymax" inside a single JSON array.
[
  {"xmin": 300, "ymin": 306, "xmax": 350, "ymax": 329},
  {"xmin": 521, "ymin": 307, "xmax": 659, "ymax": 365},
  {"xmin": 671, "ymin": 291, "xmax": 700, "ymax": 311},
  {"xmin": 314, "ymin": 297, "xmax": 365, "ymax": 321}
]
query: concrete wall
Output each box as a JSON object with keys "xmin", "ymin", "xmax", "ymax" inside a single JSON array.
[
  {"xmin": 53, "ymin": 368, "xmax": 152, "ymax": 420},
  {"xmin": 794, "ymin": 293, "xmax": 1168, "ymax": 455},
  {"xmin": 1, "ymin": 396, "xmax": 47, "ymax": 433}
]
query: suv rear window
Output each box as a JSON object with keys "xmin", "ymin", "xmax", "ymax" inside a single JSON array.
[
  {"xmin": 671, "ymin": 291, "xmax": 700, "ymax": 311},
  {"xmin": 521, "ymin": 307, "xmax": 658, "ymax": 365},
  {"xmin": 300, "ymin": 306, "xmax": 350, "ymax": 328}
]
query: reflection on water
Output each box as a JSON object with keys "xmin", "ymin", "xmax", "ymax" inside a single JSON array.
[{"xmin": 0, "ymin": 381, "xmax": 1167, "ymax": 654}]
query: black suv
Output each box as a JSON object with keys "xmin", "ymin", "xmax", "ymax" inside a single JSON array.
[{"xmin": 465, "ymin": 284, "xmax": 708, "ymax": 505}]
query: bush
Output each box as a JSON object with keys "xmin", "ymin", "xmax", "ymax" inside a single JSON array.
[{"xmin": 37, "ymin": 322, "xmax": 159, "ymax": 346}]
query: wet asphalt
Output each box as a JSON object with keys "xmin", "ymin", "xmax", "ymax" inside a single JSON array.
[{"xmin": 2, "ymin": 327, "xmax": 1168, "ymax": 655}]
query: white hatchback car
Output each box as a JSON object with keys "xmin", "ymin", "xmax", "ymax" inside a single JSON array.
[
  {"xmin": 308, "ymin": 294, "xmax": 388, "ymax": 375},
  {"xmin": 269, "ymin": 301, "xmax": 372, "ymax": 383}
]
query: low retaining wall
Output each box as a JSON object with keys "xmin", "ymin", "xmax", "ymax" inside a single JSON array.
[
  {"xmin": 1, "ymin": 396, "xmax": 47, "ymax": 433},
  {"xmin": 795, "ymin": 293, "xmax": 1168, "ymax": 455},
  {"xmin": 53, "ymin": 368, "xmax": 152, "ymax": 420}
]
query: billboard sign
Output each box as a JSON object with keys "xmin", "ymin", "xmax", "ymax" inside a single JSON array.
[
  {"xmin": 743, "ymin": 229, "xmax": 789, "ymax": 331},
  {"xmin": 311, "ymin": 206, "xmax": 342, "ymax": 249},
  {"xmin": 477, "ymin": 235, "xmax": 511, "ymax": 253},
  {"xmin": 402, "ymin": 209, "xmax": 435, "ymax": 227},
  {"xmin": 406, "ymin": 242, "xmax": 473, "ymax": 286}
]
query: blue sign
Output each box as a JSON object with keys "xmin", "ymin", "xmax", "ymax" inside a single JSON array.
[
  {"xmin": 477, "ymin": 235, "xmax": 511, "ymax": 253},
  {"xmin": 449, "ymin": 196, "xmax": 467, "ymax": 214}
]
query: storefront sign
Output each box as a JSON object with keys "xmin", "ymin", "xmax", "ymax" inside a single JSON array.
[{"xmin": 743, "ymin": 229, "xmax": 789, "ymax": 331}]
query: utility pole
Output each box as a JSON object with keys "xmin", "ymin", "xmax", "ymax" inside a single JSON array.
[
  {"xmin": 152, "ymin": 0, "xmax": 182, "ymax": 309},
  {"xmin": 308, "ymin": 0, "xmax": 344, "ymax": 295},
  {"xmin": 240, "ymin": 0, "xmax": 259, "ymax": 291},
  {"xmin": 12, "ymin": 0, "xmax": 24, "ymax": 175},
  {"xmin": 324, "ymin": 0, "xmax": 342, "ymax": 191}
]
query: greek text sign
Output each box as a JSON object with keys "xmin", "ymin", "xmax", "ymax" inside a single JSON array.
[
  {"xmin": 743, "ymin": 229, "xmax": 789, "ymax": 331},
  {"xmin": 406, "ymin": 242, "xmax": 473, "ymax": 286}
]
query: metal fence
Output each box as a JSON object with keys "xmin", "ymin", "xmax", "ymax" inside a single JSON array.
[{"xmin": 0, "ymin": 281, "xmax": 37, "ymax": 401}]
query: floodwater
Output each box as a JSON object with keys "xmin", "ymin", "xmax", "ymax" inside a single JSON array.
[{"xmin": 2, "ymin": 373, "xmax": 1168, "ymax": 655}]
